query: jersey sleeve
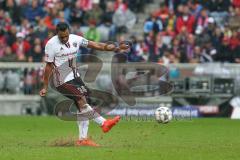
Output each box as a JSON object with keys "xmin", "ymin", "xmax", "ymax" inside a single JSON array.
[
  {"xmin": 44, "ymin": 42, "xmax": 55, "ymax": 62},
  {"xmin": 77, "ymin": 35, "xmax": 89, "ymax": 48}
]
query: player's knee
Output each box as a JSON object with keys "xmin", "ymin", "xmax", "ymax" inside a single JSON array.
[{"xmin": 76, "ymin": 96, "xmax": 87, "ymax": 108}]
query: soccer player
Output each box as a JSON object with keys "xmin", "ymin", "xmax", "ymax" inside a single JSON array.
[{"xmin": 39, "ymin": 22, "xmax": 129, "ymax": 147}]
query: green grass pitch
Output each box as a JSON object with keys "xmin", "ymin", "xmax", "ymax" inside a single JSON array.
[{"xmin": 0, "ymin": 116, "xmax": 240, "ymax": 160}]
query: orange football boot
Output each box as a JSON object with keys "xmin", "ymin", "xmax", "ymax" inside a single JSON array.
[
  {"xmin": 75, "ymin": 138, "xmax": 100, "ymax": 147},
  {"xmin": 101, "ymin": 116, "xmax": 121, "ymax": 133}
]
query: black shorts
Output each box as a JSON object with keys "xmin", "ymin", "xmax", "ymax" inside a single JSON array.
[{"xmin": 56, "ymin": 77, "xmax": 91, "ymax": 104}]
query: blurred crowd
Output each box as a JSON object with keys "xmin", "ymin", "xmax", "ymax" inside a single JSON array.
[
  {"xmin": 0, "ymin": 0, "xmax": 150, "ymax": 62},
  {"xmin": 1, "ymin": 0, "xmax": 239, "ymax": 64},
  {"xmin": 128, "ymin": 0, "xmax": 240, "ymax": 64},
  {"xmin": 0, "ymin": 68, "xmax": 43, "ymax": 94}
]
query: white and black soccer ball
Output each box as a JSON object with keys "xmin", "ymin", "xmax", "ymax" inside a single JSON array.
[{"xmin": 155, "ymin": 107, "xmax": 173, "ymax": 123}]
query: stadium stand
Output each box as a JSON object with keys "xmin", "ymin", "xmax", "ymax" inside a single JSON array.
[{"xmin": 0, "ymin": 0, "xmax": 239, "ymax": 64}]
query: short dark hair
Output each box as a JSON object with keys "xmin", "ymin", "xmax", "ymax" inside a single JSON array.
[{"xmin": 56, "ymin": 22, "xmax": 69, "ymax": 33}]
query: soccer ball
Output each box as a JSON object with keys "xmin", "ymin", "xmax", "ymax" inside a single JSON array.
[{"xmin": 155, "ymin": 107, "xmax": 173, "ymax": 123}]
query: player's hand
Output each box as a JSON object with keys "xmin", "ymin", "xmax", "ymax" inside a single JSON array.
[
  {"xmin": 116, "ymin": 43, "xmax": 131, "ymax": 53},
  {"xmin": 39, "ymin": 88, "xmax": 47, "ymax": 97}
]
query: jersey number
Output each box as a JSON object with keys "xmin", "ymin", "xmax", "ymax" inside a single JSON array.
[{"xmin": 68, "ymin": 57, "xmax": 73, "ymax": 68}]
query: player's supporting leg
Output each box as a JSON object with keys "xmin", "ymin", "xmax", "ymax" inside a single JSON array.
[
  {"xmin": 76, "ymin": 119, "xmax": 100, "ymax": 147},
  {"xmin": 77, "ymin": 113, "xmax": 89, "ymax": 140}
]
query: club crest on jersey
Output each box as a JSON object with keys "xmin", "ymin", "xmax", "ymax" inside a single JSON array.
[
  {"xmin": 81, "ymin": 39, "xmax": 88, "ymax": 47},
  {"xmin": 73, "ymin": 42, "xmax": 77, "ymax": 48},
  {"xmin": 60, "ymin": 47, "xmax": 64, "ymax": 50}
]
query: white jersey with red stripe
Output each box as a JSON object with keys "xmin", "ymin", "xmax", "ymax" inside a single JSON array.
[{"xmin": 45, "ymin": 34, "xmax": 89, "ymax": 86}]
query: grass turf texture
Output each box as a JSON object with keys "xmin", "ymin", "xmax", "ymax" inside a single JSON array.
[{"xmin": 0, "ymin": 116, "xmax": 240, "ymax": 160}]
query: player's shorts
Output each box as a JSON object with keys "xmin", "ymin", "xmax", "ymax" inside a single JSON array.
[{"xmin": 56, "ymin": 77, "xmax": 91, "ymax": 103}]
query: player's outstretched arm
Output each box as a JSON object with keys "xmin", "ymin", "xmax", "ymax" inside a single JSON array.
[
  {"xmin": 87, "ymin": 41, "xmax": 130, "ymax": 53},
  {"xmin": 39, "ymin": 62, "xmax": 54, "ymax": 97}
]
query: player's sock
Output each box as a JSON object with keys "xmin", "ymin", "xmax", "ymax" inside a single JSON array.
[
  {"xmin": 82, "ymin": 120, "xmax": 89, "ymax": 139},
  {"xmin": 93, "ymin": 116, "xmax": 106, "ymax": 126},
  {"xmin": 77, "ymin": 120, "xmax": 89, "ymax": 140},
  {"xmin": 82, "ymin": 104, "xmax": 106, "ymax": 126}
]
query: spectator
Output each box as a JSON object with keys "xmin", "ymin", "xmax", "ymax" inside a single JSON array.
[
  {"xmin": 76, "ymin": 0, "xmax": 93, "ymax": 11},
  {"xmin": 230, "ymin": 30, "xmax": 240, "ymax": 50},
  {"xmin": 234, "ymin": 46, "xmax": 240, "ymax": 63},
  {"xmin": 153, "ymin": 2, "xmax": 169, "ymax": 21},
  {"xmin": 233, "ymin": 0, "xmax": 240, "ymax": 8},
  {"xmin": 101, "ymin": 1, "xmax": 115, "ymax": 24},
  {"xmin": 6, "ymin": 25, "xmax": 17, "ymax": 46},
  {"xmin": 176, "ymin": 4, "xmax": 184, "ymax": 17},
  {"xmin": 55, "ymin": 1, "xmax": 71, "ymax": 22},
  {"xmin": 85, "ymin": 20, "xmax": 100, "ymax": 42},
  {"xmin": 28, "ymin": 38, "xmax": 44, "ymax": 62},
  {"xmin": 171, "ymin": 38, "xmax": 181, "ymax": 59},
  {"xmin": 114, "ymin": 0, "xmax": 128, "ymax": 12},
  {"xmin": 145, "ymin": 31, "xmax": 156, "ymax": 62},
  {"xmin": 158, "ymin": 49, "xmax": 177, "ymax": 65},
  {"xmin": 223, "ymin": 24, "xmax": 233, "ymax": 38},
  {"xmin": 228, "ymin": 6, "xmax": 240, "ymax": 29},
  {"xmin": 208, "ymin": 0, "xmax": 230, "ymax": 26},
  {"xmin": 2, "ymin": 0, "xmax": 22, "ymax": 25},
  {"xmin": 0, "ymin": 9, "xmax": 11, "ymax": 30},
  {"xmin": 211, "ymin": 27, "xmax": 224, "ymax": 51},
  {"xmin": 53, "ymin": 11, "xmax": 70, "ymax": 26},
  {"xmin": 188, "ymin": 0, "xmax": 203, "ymax": 17},
  {"xmin": 113, "ymin": 7, "xmax": 136, "ymax": 33},
  {"xmin": 165, "ymin": 10, "xmax": 176, "ymax": 33},
  {"xmin": 84, "ymin": 0, "xmax": 103, "ymax": 25},
  {"xmin": 128, "ymin": 36, "xmax": 147, "ymax": 62},
  {"xmin": 34, "ymin": 19, "xmax": 48, "ymax": 41},
  {"xmin": 143, "ymin": 13, "xmax": 163, "ymax": 36},
  {"xmin": 11, "ymin": 32, "xmax": 31, "ymax": 61},
  {"xmin": 25, "ymin": 25, "xmax": 38, "ymax": 46},
  {"xmin": 0, "ymin": 46, "xmax": 17, "ymax": 62},
  {"xmin": 70, "ymin": 1, "xmax": 85, "ymax": 25},
  {"xmin": 155, "ymin": 33, "xmax": 167, "ymax": 59},
  {"xmin": 19, "ymin": 18, "xmax": 31, "ymax": 36},
  {"xmin": 216, "ymin": 37, "xmax": 233, "ymax": 62},
  {"xmin": 201, "ymin": 41, "xmax": 218, "ymax": 62},
  {"xmin": 24, "ymin": 69, "xmax": 33, "ymax": 94},
  {"xmin": 185, "ymin": 34, "xmax": 195, "ymax": 62},
  {"xmin": 205, "ymin": 17, "xmax": 216, "ymax": 39},
  {"xmin": 0, "ymin": 71, "xmax": 5, "ymax": 93},
  {"xmin": 190, "ymin": 46, "xmax": 203, "ymax": 63},
  {"xmin": 71, "ymin": 23, "xmax": 83, "ymax": 36},
  {"xmin": 44, "ymin": 6, "xmax": 58, "ymax": 30},
  {"xmin": 196, "ymin": 8, "xmax": 209, "ymax": 29},
  {"xmin": 23, "ymin": 0, "xmax": 45, "ymax": 23},
  {"xmin": 0, "ymin": 29, "xmax": 7, "ymax": 58},
  {"xmin": 161, "ymin": 26, "xmax": 176, "ymax": 47},
  {"xmin": 5, "ymin": 70, "xmax": 20, "ymax": 94},
  {"xmin": 176, "ymin": 6, "xmax": 195, "ymax": 34},
  {"xmin": 230, "ymin": 30, "xmax": 240, "ymax": 63},
  {"xmin": 101, "ymin": 1, "xmax": 116, "ymax": 40},
  {"xmin": 44, "ymin": 30, "xmax": 54, "ymax": 46},
  {"xmin": 206, "ymin": 0, "xmax": 229, "ymax": 12},
  {"xmin": 128, "ymin": 0, "xmax": 145, "ymax": 13}
]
